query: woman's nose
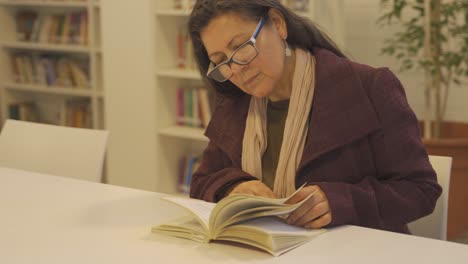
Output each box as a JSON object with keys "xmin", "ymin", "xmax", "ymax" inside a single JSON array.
[{"xmin": 230, "ymin": 62, "xmax": 247, "ymax": 75}]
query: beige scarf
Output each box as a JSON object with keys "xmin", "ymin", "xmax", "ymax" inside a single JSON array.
[{"xmin": 241, "ymin": 48, "xmax": 316, "ymax": 198}]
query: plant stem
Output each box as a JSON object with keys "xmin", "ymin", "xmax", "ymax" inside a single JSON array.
[
  {"xmin": 424, "ymin": 0, "xmax": 432, "ymax": 139},
  {"xmin": 432, "ymin": 0, "xmax": 442, "ymax": 138}
]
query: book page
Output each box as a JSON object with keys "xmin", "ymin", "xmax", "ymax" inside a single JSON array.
[
  {"xmin": 211, "ymin": 184, "xmax": 310, "ymax": 229},
  {"xmin": 162, "ymin": 196, "xmax": 215, "ymax": 230},
  {"xmin": 152, "ymin": 216, "xmax": 210, "ymax": 243},
  {"xmin": 221, "ymin": 204, "xmax": 299, "ymax": 228},
  {"xmin": 217, "ymin": 216, "xmax": 326, "ymax": 256},
  {"xmin": 234, "ymin": 216, "xmax": 323, "ymax": 235}
]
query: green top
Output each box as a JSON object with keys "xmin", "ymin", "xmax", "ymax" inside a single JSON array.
[{"xmin": 262, "ymin": 99, "xmax": 289, "ymax": 190}]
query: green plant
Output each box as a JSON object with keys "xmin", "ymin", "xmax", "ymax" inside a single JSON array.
[{"xmin": 378, "ymin": 0, "xmax": 468, "ymax": 138}]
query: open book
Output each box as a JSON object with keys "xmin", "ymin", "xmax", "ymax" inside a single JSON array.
[{"xmin": 152, "ymin": 186, "xmax": 326, "ymax": 256}]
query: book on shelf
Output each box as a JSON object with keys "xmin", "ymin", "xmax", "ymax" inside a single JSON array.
[
  {"xmin": 177, "ymin": 153, "xmax": 201, "ymax": 193},
  {"xmin": 175, "ymin": 86, "xmax": 212, "ymax": 128},
  {"xmin": 15, "ymin": 10, "xmax": 88, "ymax": 45},
  {"xmin": 175, "ymin": 87, "xmax": 184, "ymax": 126},
  {"xmin": 197, "ymin": 88, "xmax": 212, "ymax": 128},
  {"xmin": 65, "ymin": 99, "xmax": 91, "ymax": 128},
  {"xmin": 78, "ymin": 11, "xmax": 88, "ymax": 45},
  {"xmin": 152, "ymin": 185, "xmax": 325, "ymax": 256},
  {"xmin": 176, "ymin": 27, "xmax": 197, "ymax": 71},
  {"xmin": 177, "ymin": 28, "xmax": 185, "ymax": 69},
  {"xmin": 11, "ymin": 98, "xmax": 91, "ymax": 127},
  {"xmin": 174, "ymin": 0, "xmax": 196, "ymax": 10},
  {"xmin": 10, "ymin": 52, "xmax": 90, "ymax": 88},
  {"xmin": 15, "ymin": 11, "xmax": 38, "ymax": 41},
  {"xmin": 8, "ymin": 101, "xmax": 39, "ymax": 122}
]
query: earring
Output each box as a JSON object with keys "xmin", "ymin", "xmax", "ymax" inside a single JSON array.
[{"xmin": 284, "ymin": 39, "xmax": 291, "ymax": 57}]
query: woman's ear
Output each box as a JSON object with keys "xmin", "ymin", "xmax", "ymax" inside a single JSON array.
[{"xmin": 268, "ymin": 8, "xmax": 287, "ymax": 39}]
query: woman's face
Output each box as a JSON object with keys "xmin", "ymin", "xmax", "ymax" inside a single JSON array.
[{"xmin": 201, "ymin": 10, "xmax": 288, "ymax": 98}]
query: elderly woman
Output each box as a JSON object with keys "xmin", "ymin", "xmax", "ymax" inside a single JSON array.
[{"xmin": 187, "ymin": 0, "xmax": 441, "ymax": 234}]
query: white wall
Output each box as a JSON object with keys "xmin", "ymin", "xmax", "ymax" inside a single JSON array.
[
  {"xmin": 100, "ymin": 0, "xmax": 159, "ymax": 191},
  {"xmin": 312, "ymin": 0, "xmax": 345, "ymax": 49},
  {"xmin": 342, "ymin": 0, "xmax": 468, "ymax": 122}
]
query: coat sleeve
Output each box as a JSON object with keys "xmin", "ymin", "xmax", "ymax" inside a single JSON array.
[
  {"xmin": 189, "ymin": 140, "xmax": 257, "ymax": 202},
  {"xmin": 313, "ymin": 68, "xmax": 442, "ymax": 231}
]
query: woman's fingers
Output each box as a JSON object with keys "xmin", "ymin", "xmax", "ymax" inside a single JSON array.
[
  {"xmin": 294, "ymin": 201, "xmax": 330, "ymax": 226},
  {"xmin": 229, "ymin": 180, "xmax": 275, "ymax": 198},
  {"xmin": 285, "ymin": 185, "xmax": 319, "ymax": 204},
  {"xmin": 304, "ymin": 212, "xmax": 332, "ymax": 229},
  {"xmin": 229, "ymin": 182, "xmax": 332, "ymax": 228},
  {"xmin": 286, "ymin": 190, "xmax": 319, "ymax": 224},
  {"xmin": 286, "ymin": 185, "xmax": 332, "ymax": 229}
]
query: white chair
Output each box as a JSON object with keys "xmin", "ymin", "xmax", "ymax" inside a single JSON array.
[
  {"xmin": 408, "ymin": 155, "xmax": 452, "ymax": 240},
  {"xmin": 0, "ymin": 119, "xmax": 109, "ymax": 182}
]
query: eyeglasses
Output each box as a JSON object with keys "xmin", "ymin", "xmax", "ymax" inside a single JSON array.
[{"xmin": 206, "ymin": 17, "xmax": 265, "ymax": 82}]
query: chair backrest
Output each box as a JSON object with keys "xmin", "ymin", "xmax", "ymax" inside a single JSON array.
[
  {"xmin": 0, "ymin": 119, "xmax": 109, "ymax": 182},
  {"xmin": 408, "ymin": 155, "xmax": 452, "ymax": 240}
]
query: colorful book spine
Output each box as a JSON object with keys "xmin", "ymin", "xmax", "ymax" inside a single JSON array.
[
  {"xmin": 15, "ymin": 11, "xmax": 38, "ymax": 41},
  {"xmin": 175, "ymin": 86, "xmax": 212, "ymax": 128},
  {"xmin": 16, "ymin": 10, "xmax": 88, "ymax": 45},
  {"xmin": 10, "ymin": 53, "xmax": 90, "ymax": 88},
  {"xmin": 176, "ymin": 87, "xmax": 185, "ymax": 125},
  {"xmin": 8, "ymin": 102, "xmax": 39, "ymax": 122},
  {"xmin": 198, "ymin": 88, "xmax": 212, "ymax": 128},
  {"xmin": 178, "ymin": 153, "xmax": 201, "ymax": 193},
  {"xmin": 177, "ymin": 29, "xmax": 185, "ymax": 69}
]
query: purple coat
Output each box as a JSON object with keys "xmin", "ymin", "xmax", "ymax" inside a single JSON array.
[{"xmin": 190, "ymin": 48, "xmax": 442, "ymax": 234}]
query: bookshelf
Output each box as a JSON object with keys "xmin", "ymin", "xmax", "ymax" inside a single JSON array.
[
  {"xmin": 152, "ymin": 0, "xmax": 344, "ymax": 195},
  {"xmin": 154, "ymin": 0, "xmax": 206, "ymax": 195},
  {"xmin": 0, "ymin": 0, "xmax": 104, "ymax": 129}
]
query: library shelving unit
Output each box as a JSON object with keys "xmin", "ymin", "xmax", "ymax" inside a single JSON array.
[
  {"xmin": 0, "ymin": 0, "xmax": 104, "ymax": 129},
  {"xmin": 154, "ymin": 1, "xmax": 205, "ymax": 195},
  {"xmin": 152, "ymin": 0, "xmax": 345, "ymax": 195}
]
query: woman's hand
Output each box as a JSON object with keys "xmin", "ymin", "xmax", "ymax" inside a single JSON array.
[
  {"xmin": 228, "ymin": 180, "xmax": 276, "ymax": 199},
  {"xmin": 285, "ymin": 185, "xmax": 332, "ymax": 229}
]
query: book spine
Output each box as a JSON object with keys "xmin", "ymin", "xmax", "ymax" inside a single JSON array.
[
  {"xmin": 191, "ymin": 87, "xmax": 201, "ymax": 127},
  {"xmin": 198, "ymin": 88, "xmax": 212, "ymax": 128},
  {"xmin": 38, "ymin": 16, "xmax": 52, "ymax": 43},
  {"xmin": 179, "ymin": 154, "xmax": 201, "ymax": 193},
  {"xmin": 177, "ymin": 29, "xmax": 185, "ymax": 69},
  {"xmin": 65, "ymin": 99, "xmax": 91, "ymax": 128},
  {"xmin": 22, "ymin": 54, "xmax": 34, "ymax": 83},
  {"xmin": 43, "ymin": 57, "xmax": 57, "ymax": 86},
  {"xmin": 14, "ymin": 55, "xmax": 24, "ymax": 83},
  {"xmin": 80, "ymin": 11, "xmax": 88, "ymax": 45},
  {"xmin": 184, "ymin": 88, "xmax": 192, "ymax": 126},
  {"xmin": 61, "ymin": 13, "xmax": 72, "ymax": 44},
  {"xmin": 176, "ymin": 87, "xmax": 185, "ymax": 125},
  {"xmin": 15, "ymin": 11, "xmax": 38, "ymax": 41},
  {"xmin": 10, "ymin": 54, "xmax": 20, "ymax": 83}
]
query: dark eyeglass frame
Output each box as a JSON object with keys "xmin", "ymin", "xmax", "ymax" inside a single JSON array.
[{"xmin": 206, "ymin": 16, "xmax": 266, "ymax": 82}]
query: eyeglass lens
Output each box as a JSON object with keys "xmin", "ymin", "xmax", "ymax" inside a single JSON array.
[{"xmin": 209, "ymin": 43, "xmax": 257, "ymax": 82}]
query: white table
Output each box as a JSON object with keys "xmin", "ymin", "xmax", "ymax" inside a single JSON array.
[{"xmin": 1, "ymin": 167, "xmax": 467, "ymax": 263}]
